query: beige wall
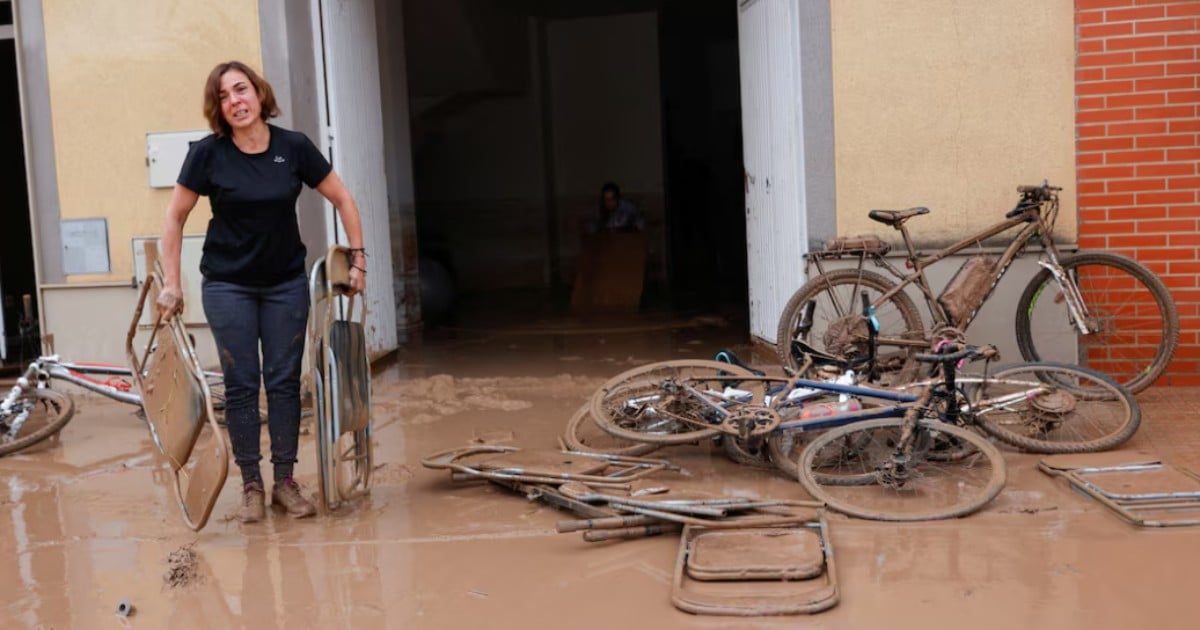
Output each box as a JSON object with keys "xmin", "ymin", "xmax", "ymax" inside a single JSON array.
[
  {"xmin": 41, "ymin": 0, "xmax": 262, "ymax": 283},
  {"xmin": 831, "ymin": 0, "xmax": 1076, "ymax": 246}
]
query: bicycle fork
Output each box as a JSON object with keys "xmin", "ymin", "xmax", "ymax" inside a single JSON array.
[
  {"xmin": 0, "ymin": 362, "xmax": 46, "ymax": 438},
  {"xmin": 880, "ymin": 388, "xmax": 936, "ymax": 487},
  {"xmin": 1038, "ymin": 259, "xmax": 1091, "ymax": 335}
]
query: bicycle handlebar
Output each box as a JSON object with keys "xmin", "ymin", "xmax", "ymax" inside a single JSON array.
[
  {"xmin": 1017, "ymin": 182, "xmax": 1063, "ymax": 194},
  {"xmin": 1006, "ymin": 182, "xmax": 1061, "ymax": 219}
]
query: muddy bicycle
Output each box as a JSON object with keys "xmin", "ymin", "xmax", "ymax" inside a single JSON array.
[
  {"xmin": 0, "ymin": 352, "xmax": 232, "ymax": 458},
  {"xmin": 584, "ymin": 348, "xmax": 1139, "ymax": 521},
  {"xmin": 775, "ymin": 182, "xmax": 1179, "ymax": 393}
]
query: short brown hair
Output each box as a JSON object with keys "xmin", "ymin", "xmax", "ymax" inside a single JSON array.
[{"xmin": 202, "ymin": 61, "xmax": 281, "ymax": 136}]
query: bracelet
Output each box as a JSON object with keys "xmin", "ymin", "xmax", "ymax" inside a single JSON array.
[
  {"xmin": 351, "ymin": 264, "xmax": 367, "ymax": 273},
  {"xmin": 348, "ymin": 247, "xmax": 367, "ymax": 257}
]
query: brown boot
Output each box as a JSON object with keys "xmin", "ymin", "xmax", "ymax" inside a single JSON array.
[
  {"xmin": 271, "ymin": 478, "xmax": 317, "ymax": 518},
  {"xmin": 238, "ymin": 482, "xmax": 266, "ymax": 523}
]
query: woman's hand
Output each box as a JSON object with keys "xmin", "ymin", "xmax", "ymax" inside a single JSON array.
[
  {"xmin": 348, "ymin": 265, "xmax": 366, "ymax": 296},
  {"xmin": 157, "ymin": 284, "xmax": 185, "ymax": 319},
  {"xmin": 347, "ymin": 250, "xmax": 367, "ymax": 296}
]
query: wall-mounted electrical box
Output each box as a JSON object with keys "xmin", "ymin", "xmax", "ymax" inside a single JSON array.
[{"xmin": 146, "ymin": 130, "xmax": 210, "ymax": 188}]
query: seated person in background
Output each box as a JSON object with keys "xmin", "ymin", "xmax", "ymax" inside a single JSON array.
[{"xmin": 593, "ymin": 181, "xmax": 644, "ymax": 233}]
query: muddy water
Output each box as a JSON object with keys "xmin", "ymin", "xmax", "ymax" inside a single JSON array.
[{"xmin": 4, "ymin": 318, "xmax": 1200, "ymax": 628}]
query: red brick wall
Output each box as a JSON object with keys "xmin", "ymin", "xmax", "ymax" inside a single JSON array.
[{"xmin": 1076, "ymin": 0, "xmax": 1200, "ymax": 386}]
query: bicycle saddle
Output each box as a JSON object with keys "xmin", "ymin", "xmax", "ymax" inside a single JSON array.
[{"xmin": 868, "ymin": 207, "xmax": 929, "ymax": 226}]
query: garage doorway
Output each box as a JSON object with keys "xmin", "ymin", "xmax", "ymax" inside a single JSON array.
[{"xmin": 396, "ymin": 0, "xmax": 746, "ymax": 329}]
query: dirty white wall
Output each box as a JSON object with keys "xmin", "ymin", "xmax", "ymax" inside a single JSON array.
[{"xmin": 830, "ymin": 0, "xmax": 1076, "ymax": 245}]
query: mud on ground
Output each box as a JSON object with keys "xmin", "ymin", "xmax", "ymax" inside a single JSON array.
[{"xmin": 3, "ymin": 320, "xmax": 1200, "ymax": 628}]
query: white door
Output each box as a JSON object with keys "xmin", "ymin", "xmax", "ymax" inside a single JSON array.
[
  {"xmin": 738, "ymin": 0, "xmax": 808, "ymax": 343},
  {"xmin": 311, "ymin": 0, "xmax": 397, "ymax": 357}
]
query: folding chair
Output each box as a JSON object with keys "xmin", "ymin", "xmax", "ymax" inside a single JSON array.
[
  {"xmin": 1040, "ymin": 452, "xmax": 1200, "ymax": 527},
  {"xmin": 671, "ymin": 512, "xmax": 840, "ymax": 616},
  {"xmin": 125, "ymin": 268, "xmax": 228, "ymax": 531},
  {"xmin": 309, "ymin": 245, "xmax": 373, "ymax": 511}
]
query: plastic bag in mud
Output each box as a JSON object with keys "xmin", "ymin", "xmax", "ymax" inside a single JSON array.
[{"xmin": 937, "ymin": 255, "xmax": 996, "ymax": 327}]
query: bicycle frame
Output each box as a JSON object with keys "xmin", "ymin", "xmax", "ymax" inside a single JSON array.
[
  {"xmin": 1, "ymin": 353, "xmax": 223, "ymax": 422},
  {"xmin": 680, "ymin": 366, "xmax": 1054, "ymax": 437},
  {"xmin": 806, "ymin": 190, "xmax": 1091, "ymax": 347},
  {"xmin": 717, "ymin": 374, "xmax": 920, "ymax": 433},
  {"xmin": 1, "ymin": 356, "xmax": 139, "ymax": 413}
]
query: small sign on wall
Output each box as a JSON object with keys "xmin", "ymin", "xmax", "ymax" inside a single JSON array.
[{"xmin": 61, "ymin": 218, "xmax": 111, "ymax": 275}]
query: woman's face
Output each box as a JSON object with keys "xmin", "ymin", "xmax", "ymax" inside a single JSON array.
[{"xmin": 218, "ymin": 70, "xmax": 262, "ymax": 131}]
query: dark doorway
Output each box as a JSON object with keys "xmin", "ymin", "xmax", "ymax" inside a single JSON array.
[
  {"xmin": 0, "ymin": 27, "xmax": 40, "ymax": 365},
  {"xmin": 658, "ymin": 1, "xmax": 746, "ymax": 312},
  {"xmin": 399, "ymin": 0, "xmax": 745, "ymax": 327}
]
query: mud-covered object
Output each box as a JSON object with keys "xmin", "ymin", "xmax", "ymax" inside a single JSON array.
[
  {"xmin": 325, "ymin": 245, "xmax": 353, "ymax": 293},
  {"xmin": 937, "ymin": 255, "xmax": 996, "ymax": 326},
  {"xmin": 688, "ymin": 529, "xmax": 825, "ymax": 581},
  {"xmin": 822, "ymin": 234, "xmax": 891, "ymax": 256},
  {"xmin": 328, "ymin": 321, "xmax": 370, "ymax": 434}
]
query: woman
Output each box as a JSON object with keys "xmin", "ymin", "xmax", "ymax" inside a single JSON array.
[{"xmin": 158, "ymin": 61, "xmax": 367, "ymax": 523}]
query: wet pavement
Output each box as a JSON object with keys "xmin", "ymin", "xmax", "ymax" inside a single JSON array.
[{"xmin": 3, "ymin": 312, "xmax": 1200, "ymax": 628}]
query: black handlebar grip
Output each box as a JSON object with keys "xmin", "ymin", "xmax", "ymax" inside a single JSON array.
[{"xmin": 914, "ymin": 345, "xmax": 977, "ymax": 364}]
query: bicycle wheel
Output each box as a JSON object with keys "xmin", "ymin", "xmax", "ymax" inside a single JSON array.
[
  {"xmin": 797, "ymin": 417, "xmax": 1006, "ymax": 521},
  {"xmin": 590, "ymin": 360, "xmax": 757, "ymax": 445},
  {"xmin": 1015, "ymin": 252, "xmax": 1178, "ymax": 394},
  {"xmin": 775, "ymin": 269, "xmax": 925, "ymax": 385},
  {"xmin": 970, "ymin": 363, "xmax": 1139, "ymax": 453},
  {"xmin": 767, "ymin": 410, "xmax": 879, "ymax": 484},
  {"xmin": 0, "ymin": 388, "xmax": 76, "ymax": 457},
  {"xmin": 562, "ymin": 402, "xmax": 659, "ymax": 456}
]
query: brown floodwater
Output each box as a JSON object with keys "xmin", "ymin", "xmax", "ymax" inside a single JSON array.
[{"xmin": 4, "ymin": 315, "xmax": 1200, "ymax": 628}]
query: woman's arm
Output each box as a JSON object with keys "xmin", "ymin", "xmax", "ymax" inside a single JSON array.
[
  {"xmin": 315, "ymin": 171, "xmax": 367, "ymax": 295},
  {"xmin": 157, "ymin": 184, "xmax": 200, "ymax": 317}
]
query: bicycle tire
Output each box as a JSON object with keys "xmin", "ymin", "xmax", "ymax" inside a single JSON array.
[
  {"xmin": 1014, "ymin": 252, "xmax": 1178, "ymax": 394},
  {"xmin": 775, "ymin": 269, "xmax": 925, "ymax": 385},
  {"xmin": 797, "ymin": 417, "xmax": 1006, "ymax": 521},
  {"xmin": 0, "ymin": 388, "xmax": 76, "ymax": 457},
  {"xmin": 767, "ymin": 420, "xmax": 880, "ymax": 484},
  {"xmin": 970, "ymin": 362, "xmax": 1140, "ymax": 453},
  {"xmin": 590, "ymin": 360, "xmax": 757, "ymax": 445},
  {"xmin": 766, "ymin": 427, "xmax": 808, "ymax": 478},
  {"xmin": 562, "ymin": 402, "xmax": 659, "ymax": 457}
]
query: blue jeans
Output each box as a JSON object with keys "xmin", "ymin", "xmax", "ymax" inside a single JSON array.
[{"xmin": 202, "ymin": 274, "xmax": 309, "ymax": 485}]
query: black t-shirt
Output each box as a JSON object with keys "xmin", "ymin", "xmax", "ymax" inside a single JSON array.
[{"xmin": 176, "ymin": 124, "xmax": 332, "ymax": 286}]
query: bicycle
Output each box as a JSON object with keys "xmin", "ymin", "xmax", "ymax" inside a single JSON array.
[
  {"xmin": 775, "ymin": 182, "xmax": 1179, "ymax": 393},
  {"xmin": 585, "ymin": 348, "xmax": 1139, "ymax": 520},
  {"xmin": 0, "ymin": 353, "xmax": 231, "ymax": 457}
]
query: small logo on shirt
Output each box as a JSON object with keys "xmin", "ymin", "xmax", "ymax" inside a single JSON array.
[{"xmin": 273, "ymin": 155, "xmax": 286, "ymax": 163}]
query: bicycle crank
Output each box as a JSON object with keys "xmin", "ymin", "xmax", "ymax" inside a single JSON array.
[{"xmin": 720, "ymin": 407, "xmax": 782, "ymax": 441}]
